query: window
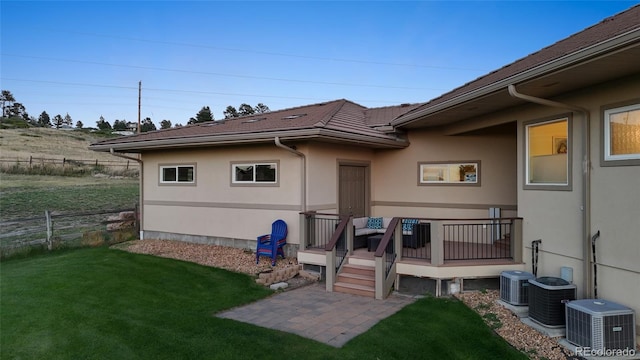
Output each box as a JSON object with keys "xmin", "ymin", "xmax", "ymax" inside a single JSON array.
[
  {"xmin": 232, "ymin": 162, "xmax": 277, "ymax": 184},
  {"xmin": 525, "ymin": 115, "xmax": 571, "ymax": 189},
  {"xmin": 160, "ymin": 165, "xmax": 195, "ymax": 184},
  {"xmin": 603, "ymin": 102, "xmax": 640, "ymax": 165},
  {"xmin": 419, "ymin": 161, "xmax": 480, "ymax": 185}
]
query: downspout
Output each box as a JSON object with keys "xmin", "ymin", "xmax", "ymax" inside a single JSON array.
[
  {"xmin": 274, "ymin": 137, "xmax": 306, "ymax": 212},
  {"xmin": 508, "ymin": 84, "xmax": 592, "ymax": 298},
  {"xmin": 110, "ymin": 149, "xmax": 144, "ymax": 240}
]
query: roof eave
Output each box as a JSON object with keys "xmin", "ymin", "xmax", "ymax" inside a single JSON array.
[
  {"xmin": 392, "ymin": 28, "xmax": 640, "ymax": 127},
  {"xmin": 89, "ymin": 128, "xmax": 408, "ymax": 152}
]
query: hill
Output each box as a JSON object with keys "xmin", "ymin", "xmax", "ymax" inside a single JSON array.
[{"xmin": 0, "ymin": 128, "xmax": 127, "ymax": 161}]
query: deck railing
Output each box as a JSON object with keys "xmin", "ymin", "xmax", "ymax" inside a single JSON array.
[
  {"xmin": 442, "ymin": 220, "xmax": 513, "ymax": 260},
  {"xmin": 395, "ymin": 217, "xmax": 521, "ymax": 263},
  {"xmin": 401, "ymin": 222, "xmax": 432, "ymax": 260},
  {"xmin": 323, "ymin": 214, "xmax": 351, "ymax": 294},
  {"xmin": 303, "ymin": 212, "xmax": 343, "ymax": 250}
]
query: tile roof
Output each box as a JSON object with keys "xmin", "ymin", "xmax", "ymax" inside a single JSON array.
[
  {"xmin": 90, "ymin": 99, "xmax": 419, "ymax": 151},
  {"xmin": 365, "ymin": 103, "xmax": 423, "ymax": 126}
]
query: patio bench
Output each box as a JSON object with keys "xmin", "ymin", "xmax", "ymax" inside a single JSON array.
[{"xmin": 353, "ymin": 217, "xmax": 429, "ymax": 249}]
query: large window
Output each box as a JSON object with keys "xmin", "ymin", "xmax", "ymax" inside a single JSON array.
[
  {"xmin": 603, "ymin": 102, "xmax": 640, "ymax": 165},
  {"xmin": 232, "ymin": 162, "xmax": 278, "ymax": 185},
  {"xmin": 160, "ymin": 165, "xmax": 195, "ymax": 184},
  {"xmin": 525, "ymin": 116, "xmax": 571, "ymax": 189},
  {"xmin": 418, "ymin": 161, "xmax": 480, "ymax": 185}
]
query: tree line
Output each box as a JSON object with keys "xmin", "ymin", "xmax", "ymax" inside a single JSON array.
[{"xmin": 1, "ymin": 89, "xmax": 270, "ymax": 132}]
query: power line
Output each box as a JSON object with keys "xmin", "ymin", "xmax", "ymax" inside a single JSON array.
[
  {"xmin": 1, "ymin": 77, "xmax": 409, "ymax": 105},
  {"xmin": 37, "ymin": 29, "xmax": 488, "ymax": 72},
  {"xmin": 1, "ymin": 54, "xmax": 447, "ymax": 91}
]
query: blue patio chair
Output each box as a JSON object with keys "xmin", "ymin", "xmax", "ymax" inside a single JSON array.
[{"xmin": 256, "ymin": 219, "xmax": 287, "ymax": 266}]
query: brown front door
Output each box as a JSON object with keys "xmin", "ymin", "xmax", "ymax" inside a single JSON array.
[{"xmin": 338, "ymin": 164, "xmax": 368, "ymax": 217}]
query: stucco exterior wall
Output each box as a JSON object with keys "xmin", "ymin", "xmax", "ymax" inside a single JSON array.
[
  {"xmin": 586, "ymin": 77, "xmax": 640, "ymax": 316},
  {"xmin": 141, "ymin": 144, "xmax": 304, "ymax": 246},
  {"xmin": 305, "ymin": 143, "xmax": 374, "ymax": 212},
  {"xmin": 516, "ymin": 75, "xmax": 640, "ymax": 318},
  {"xmin": 371, "ymin": 129, "xmax": 518, "ymax": 219}
]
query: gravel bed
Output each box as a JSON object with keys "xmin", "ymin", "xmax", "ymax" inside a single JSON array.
[
  {"xmin": 115, "ymin": 239, "xmax": 299, "ymax": 276},
  {"xmin": 455, "ymin": 290, "xmax": 574, "ymax": 360}
]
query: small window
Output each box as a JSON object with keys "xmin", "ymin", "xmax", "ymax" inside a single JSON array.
[
  {"xmin": 232, "ymin": 162, "xmax": 277, "ymax": 184},
  {"xmin": 524, "ymin": 115, "xmax": 571, "ymax": 189},
  {"xmin": 160, "ymin": 165, "xmax": 195, "ymax": 184},
  {"xmin": 419, "ymin": 161, "xmax": 480, "ymax": 185},
  {"xmin": 603, "ymin": 103, "xmax": 640, "ymax": 164}
]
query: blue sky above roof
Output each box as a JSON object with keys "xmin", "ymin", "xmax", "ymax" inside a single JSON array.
[{"xmin": 1, "ymin": 1, "xmax": 636, "ymax": 127}]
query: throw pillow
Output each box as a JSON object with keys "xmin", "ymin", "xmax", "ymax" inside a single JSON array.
[
  {"xmin": 402, "ymin": 218, "xmax": 419, "ymax": 232},
  {"xmin": 366, "ymin": 217, "xmax": 383, "ymax": 229}
]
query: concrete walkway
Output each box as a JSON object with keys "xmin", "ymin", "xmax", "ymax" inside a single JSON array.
[{"xmin": 216, "ymin": 282, "xmax": 416, "ymax": 347}]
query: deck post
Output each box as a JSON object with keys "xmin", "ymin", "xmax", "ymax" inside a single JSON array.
[
  {"xmin": 394, "ymin": 219, "xmax": 403, "ymax": 259},
  {"xmin": 512, "ymin": 218, "xmax": 523, "ymax": 263},
  {"xmin": 374, "ymin": 255, "xmax": 384, "ymax": 300},
  {"xmin": 346, "ymin": 216, "xmax": 354, "ymax": 255},
  {"xmin": 430, "ymin": 220, "xmax": 443, "ymax": 266},
  {"xmin": 325, "ymin": 248, "xmax": 335, "ymax": 292}
]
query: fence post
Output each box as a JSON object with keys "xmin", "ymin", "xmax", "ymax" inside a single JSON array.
[{"xmin": 45, "ymin": 210, "xmax": 53, "ymax": 250}]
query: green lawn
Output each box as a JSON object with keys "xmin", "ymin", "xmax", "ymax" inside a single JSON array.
[{"xmin": 0, "ymin": 247, "xmax": 527, "ymax": 359}]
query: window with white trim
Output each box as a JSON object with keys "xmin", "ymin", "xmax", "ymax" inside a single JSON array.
[
  {"xmin": 160, "ymin": 165, "xmax": 195, "ymax": 184},
  {"xmin": 419, "ymin": 161, "xmax": 479, "ymax": 185},
  {"xmin": 525, "ymin": 116, "xmax": 570, "ymax": 188},
  {"xmin": 232, "ymin": 162, "xmax": 277, "ymax": 184},
  {"xmin": 604, "ymin": 103, "xmax": 640, "ymax": 163}
]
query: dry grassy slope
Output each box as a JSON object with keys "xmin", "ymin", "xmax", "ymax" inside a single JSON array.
[{"xmin": 0, "ymin": 128, "xmax": 122, "ymax": 161}]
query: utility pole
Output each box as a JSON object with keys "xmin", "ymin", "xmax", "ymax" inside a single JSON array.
[{"xmin": 137, "ymin": 81, "xmax": 141, "ymax": 133}]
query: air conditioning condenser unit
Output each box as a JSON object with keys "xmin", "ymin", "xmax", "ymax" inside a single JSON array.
[
  {"xmin": 566, "ymin": 299, "xmax": 636, "ymax": 352},
  {"xmin": 500, "ymin": 270, "xmax": 535, "ymax": 305}
]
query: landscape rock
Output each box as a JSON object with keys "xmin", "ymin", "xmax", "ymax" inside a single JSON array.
[{"xmin": 270, "ymin": 282, "xmax": 289, "ymax": 290}]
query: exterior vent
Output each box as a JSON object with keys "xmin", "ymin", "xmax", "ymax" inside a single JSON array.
[
  {"xmin": 528, "ymin": 277, "xmax": 576, "ymax": 327},
  {"xmin": 282, "ymin": 114, "xmax": 307, "ymax": 120},
  {"xmin": 566, "ymin": 299, "xmax": 636, "ymax": 352},
  {"xmin": 500, "ymin": 270, "xmax": 535, "ymax": 305},
  {"xmin": 203, "ymin": 120, "xmax": 226, "ymax": 126},
  {"xmin": 242, "ymin": 118, "xmax": 266, "ymax": 124}
]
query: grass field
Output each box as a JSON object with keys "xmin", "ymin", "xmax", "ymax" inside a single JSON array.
[
  {"xmin": 0, "ymin": 128, "xmax": 140, "ymax": 220},
  {"xmin": 0, "ymin": 127, "xmax": 122, "ymax": 161},
  {"xmin": 0, "ymin": 128, "xmax": 140, "ymax": 253},
  {"xmin": 0, "ymin": 247, "xmax": 527, "ymax": 359},
  {"xmin": 0, "ymin": 174, "xmax": 139, "ymax": 220}
]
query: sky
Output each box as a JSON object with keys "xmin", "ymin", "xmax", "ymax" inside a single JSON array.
[{"xmin": 1, "ymin": 1, "xmax": 637, "ymax": 127}]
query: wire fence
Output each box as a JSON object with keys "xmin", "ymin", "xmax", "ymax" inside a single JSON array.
[
  {"xmin": 0, "ymin": 206, "xmax": 139, "ymax": 259},
  {"xmin": 0, "ymin": 156, "xmax": 139, "ymax": 177}
]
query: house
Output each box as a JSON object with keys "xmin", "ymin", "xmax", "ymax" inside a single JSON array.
[{"xmin": 90, "ymin": 4, "xmax": 639, "ymax": 342}]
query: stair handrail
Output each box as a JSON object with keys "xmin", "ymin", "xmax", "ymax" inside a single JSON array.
[
  {"xmin": 324, "ymin": 214, "xmax": 351, "ymax": 251},
  {"xmin": 325, "ymin": 215, "xmax": 351, "ymax": 293},
  {"xmin": 373, "ymin": 217, "xmax": 400, "ymax": 299}
]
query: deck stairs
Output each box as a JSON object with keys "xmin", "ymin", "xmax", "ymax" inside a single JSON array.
[{"xmin": 333, "ymin": 256, "xmax": 375, "ymax": 298}]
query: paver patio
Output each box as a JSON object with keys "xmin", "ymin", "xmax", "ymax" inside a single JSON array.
[{"xmin": 216, "ymin": 282, "xmax": 416, "ymax": 347}]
